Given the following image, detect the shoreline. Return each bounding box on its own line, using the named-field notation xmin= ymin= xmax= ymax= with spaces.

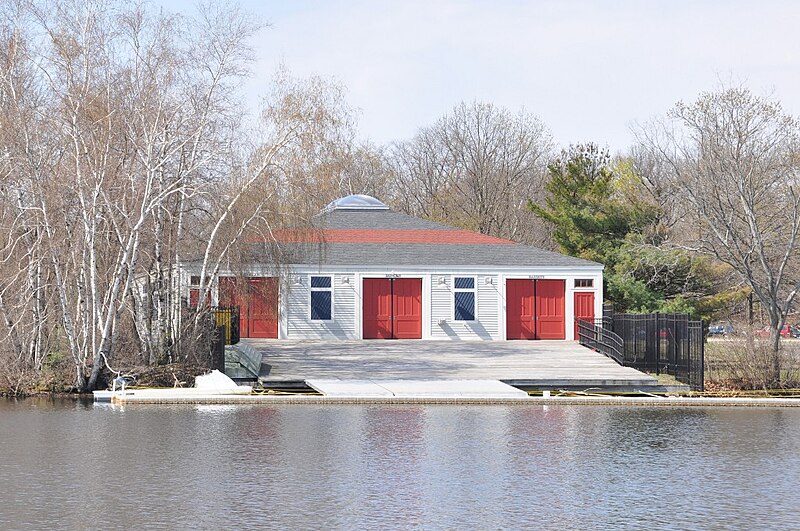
xmin=102 ymin=393 xmax=800 ymax=407
xmin=7 ymin=388 xmax=800 ymax=407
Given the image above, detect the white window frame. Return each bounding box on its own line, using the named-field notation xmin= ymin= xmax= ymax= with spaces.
xmin=309 ymin=274 xmax=334 ymax=321
xmin=452 ymin=275 xmax=477 ymax=322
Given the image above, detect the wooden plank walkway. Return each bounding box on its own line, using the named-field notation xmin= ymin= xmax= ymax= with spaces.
xmin=240 ymin=339 xmax=660 ymax=389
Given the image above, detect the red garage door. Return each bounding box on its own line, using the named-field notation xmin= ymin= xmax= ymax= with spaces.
xmin=363 ymin=278 xmax=422 ymax=339
xmin=506 ymin=279 xmax=565 ymax=340
xmin=363 ymin=278 xmax=393 ymax=339
xmin=536 ymin=280 xmax=566 ymax=339
xmin=219 ymin=277 xmax=279 ymax=339
xmin=506 ymin=279 xmax=536 ymax=339
xmin=248 ymin=278 xmax=279 ymax=338
xmin=573 ymin=291 xmax=595 ymax=339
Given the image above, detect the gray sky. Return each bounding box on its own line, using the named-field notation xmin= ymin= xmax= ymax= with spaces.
xmin=224 ymin=0 xmax=799 ymax=152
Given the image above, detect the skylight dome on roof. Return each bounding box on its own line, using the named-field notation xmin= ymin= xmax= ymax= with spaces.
xmin=324 ymin=194 xmax=389 ymax=212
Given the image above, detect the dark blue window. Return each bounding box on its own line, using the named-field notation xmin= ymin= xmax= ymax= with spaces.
xmin=311 ymin=290 xmax=331 ymax=320
xmin=310 ymin=276 xmax=332 ymax=320
xmin=454 ymin=291 xmax=475 ymax=321
xmin=311 ymin=276 xmax=332 ymax=288
xmin=454 ymin=277 xmax=474 ymax=289
xmin=454 ymin=276 xmax=476 ymax=321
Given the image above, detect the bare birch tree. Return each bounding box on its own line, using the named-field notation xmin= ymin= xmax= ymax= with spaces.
xmin=0 ymin=0 xmax=385 ymax=394
xmin=0 ymin=2 xmax=62 ymax=390
xmin=635 ymin=87 xmax=800 ymax=383
xmin=0 ymin=0 xmax=263 ymax=391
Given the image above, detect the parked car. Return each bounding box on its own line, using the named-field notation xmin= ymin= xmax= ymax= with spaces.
xmin=754 ymin=325 xmax=794 ymax=338
xmin=708 ymin=323 xmax=735 ymax=336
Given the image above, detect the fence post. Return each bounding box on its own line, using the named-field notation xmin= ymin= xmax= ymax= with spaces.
xmin=210 ymin=325 xmax=225 ymax=371
xmin=650 ymin=312 xmax=658 ymax=375
xmin=603 ymin=303 xmax=613 ymax=334
xmin=699 ymin=323 xmax=705 ymax=392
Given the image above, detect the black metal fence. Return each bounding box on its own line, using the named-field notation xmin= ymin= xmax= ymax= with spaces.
xmin=578 ymin=305 xmax=704 ymax=391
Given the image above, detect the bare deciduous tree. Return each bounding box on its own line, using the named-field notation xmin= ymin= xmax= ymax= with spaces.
xmin=0 ymin=0 xmax=263 ymax=391
xmin=635 ymin=87 xmax=800 ymax=383
xmin=0 ymin=0 xmax=390 ymax=394
xmin=389 ymin=101 xmax=554 ymax=246
xmin=259 ymin=68 xmax=392 ymax=216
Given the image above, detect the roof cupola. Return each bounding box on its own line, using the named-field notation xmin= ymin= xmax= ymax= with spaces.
xmin=323 ymin=194 xmax=389 ymax=213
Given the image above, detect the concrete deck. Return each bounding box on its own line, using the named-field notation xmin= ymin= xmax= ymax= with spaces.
xmin=306 ymin=379 xmax=529 ymax=398
xmin=238 ymin=339 xmax=664 ymax=391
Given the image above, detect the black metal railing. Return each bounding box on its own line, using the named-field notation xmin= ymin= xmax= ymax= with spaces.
xmin=577 ymin=318 xmax=624 ymax=365
xmin=211 ymin=306 xmax=240 ymax=345
xmin=578 ymin=307 xmax=705 ymax=391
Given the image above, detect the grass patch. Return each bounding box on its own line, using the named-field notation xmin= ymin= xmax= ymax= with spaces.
xmin=647 ymin=372 xmax=684 ymax=387
xmin=705 ymin=339 xmax=800 ymax=390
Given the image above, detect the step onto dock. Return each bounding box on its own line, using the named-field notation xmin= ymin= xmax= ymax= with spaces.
xmin=248 ymin=339 xmax=668 ymax=393
xmin=306 ymin=379 xmax=529 ymax=399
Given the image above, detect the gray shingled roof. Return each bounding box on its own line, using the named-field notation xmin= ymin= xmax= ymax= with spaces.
xmin=264 ymin=207 xmax=602 ymax=269
xmin=181 ymin=204 xmax=602 ymax=269
xmin=284 ymin=242 xmax=601 ymax=268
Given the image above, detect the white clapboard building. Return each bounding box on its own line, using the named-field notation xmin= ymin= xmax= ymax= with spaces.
xmin=182 ymin=195 xmax=603 ymax=341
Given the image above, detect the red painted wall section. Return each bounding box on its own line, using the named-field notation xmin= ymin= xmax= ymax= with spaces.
xmin=506 ymin=279 xmax=536 ymax=340
xmin=573 ymin=291 xmax=595 ymax=339
xmin=188 ymin=288 xmax=210 ymax=308
xmin=271 ymin=229 xmax=515 ymax=245
xmin=535 ymin=280 xmax=565 ymax=340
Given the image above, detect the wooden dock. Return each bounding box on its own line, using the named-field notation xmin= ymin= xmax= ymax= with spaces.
xmin=231 ymin=339 xmax=671 ymax=392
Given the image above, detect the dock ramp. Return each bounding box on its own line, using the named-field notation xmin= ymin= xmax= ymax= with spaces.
xmin=225 ymin=343 xmax=262 ymax=381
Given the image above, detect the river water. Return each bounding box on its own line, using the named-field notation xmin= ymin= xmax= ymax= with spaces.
xmin=1 ymin=399 xmax=798 ymax=530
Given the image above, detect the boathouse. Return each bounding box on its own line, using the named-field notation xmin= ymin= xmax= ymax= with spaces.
xmin=183 ymin=195 xmax=603 ymax=341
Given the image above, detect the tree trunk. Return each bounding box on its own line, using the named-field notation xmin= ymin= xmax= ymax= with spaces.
xmin=770 ymin=330 xmax=781 ymax=387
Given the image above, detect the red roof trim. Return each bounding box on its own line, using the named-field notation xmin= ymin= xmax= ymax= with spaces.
xmin=271 ymin=229 xmax=515 ymax=245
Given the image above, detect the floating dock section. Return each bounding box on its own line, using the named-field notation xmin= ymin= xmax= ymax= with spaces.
xmin=306 ymin=379 xmax=529 ymax=399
